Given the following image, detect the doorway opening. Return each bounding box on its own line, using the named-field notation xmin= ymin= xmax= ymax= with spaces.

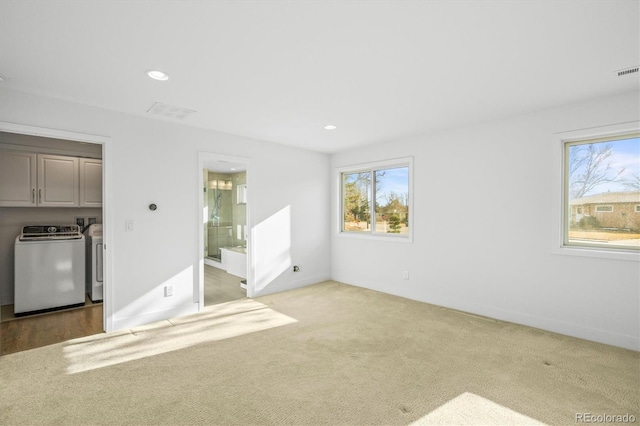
xmin=198 ymin=153 xmax=251 ymax=311
xmin=204 ymin=169 xmax=246 ymax=263
xmin=0 ymin=122 xmax=110 ymax=354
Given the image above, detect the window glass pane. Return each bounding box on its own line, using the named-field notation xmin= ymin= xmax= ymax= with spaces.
xmin=342 ymin=171 xmax=371 ymax=232
xmin=566 ymin=136 xmax=640 ymax=249
xmin=374 ymin=167 xmax=409 ymax=235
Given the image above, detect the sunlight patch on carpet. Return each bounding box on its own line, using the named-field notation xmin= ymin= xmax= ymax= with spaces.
xmin=62 ymin=299 xmax=297 ymax=374
xmin=410 ymin=392 xmax=547 ymax=425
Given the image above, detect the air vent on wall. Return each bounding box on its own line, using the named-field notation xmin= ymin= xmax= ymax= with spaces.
xmin=616 ymin=66 xmax=639 ymax=77
xmin=146 ymin=102 xmax=196 ymax=120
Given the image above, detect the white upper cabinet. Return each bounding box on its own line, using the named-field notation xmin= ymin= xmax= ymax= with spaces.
xmin=37 ymin=154 xmax=79 ymax=207
xmin=0 ymin=150 xmax=37 ymax=206
xmin=0 ymin=148 xmax=100 ymax=208
xmin=79 ymin=158 xmax=102 ymax=207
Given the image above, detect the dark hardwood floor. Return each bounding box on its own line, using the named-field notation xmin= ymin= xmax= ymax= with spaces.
xmin=0 ymin=264 xmax=245 ymax=356
xmin=0 ymin=303 xmax=103 ymax=356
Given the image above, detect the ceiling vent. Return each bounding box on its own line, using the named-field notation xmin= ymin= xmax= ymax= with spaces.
xmin=616 ymin=66 xmax=639 ymax=77
xmin=147 ymin=102 xmax=196 ymax=120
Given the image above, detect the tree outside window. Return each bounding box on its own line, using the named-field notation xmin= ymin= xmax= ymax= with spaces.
xmin=341 ymin=161 xmax=410 ymax=238
xmin=565 ymin=135 xmax=640 ymax=249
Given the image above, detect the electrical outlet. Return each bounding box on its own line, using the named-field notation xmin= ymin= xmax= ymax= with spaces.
xmin=402 ymin=271 xmax=409 ymax=280
xmin=164 ymin=285 xmax=173 ymax=297
xmin=75 ymin=217 xmax=85 ymax=228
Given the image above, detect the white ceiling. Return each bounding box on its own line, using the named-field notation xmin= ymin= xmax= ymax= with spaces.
xmin=1 ymin=1 xmax=638 ymax=154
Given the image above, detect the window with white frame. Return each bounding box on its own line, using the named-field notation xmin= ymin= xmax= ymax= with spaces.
xmin=595 ymin=205 xmax=613 ymax=213
xmin=564 ymin=133 xmax=640 ymax=251
xmin=340 ymin=158 xmax=412 ymax=239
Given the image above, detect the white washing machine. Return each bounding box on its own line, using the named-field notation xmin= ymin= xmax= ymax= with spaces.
xmin=85 ymin=224 xmax=103 ymax=302
xmin=14 ymin=224 xmax=85 ymax=315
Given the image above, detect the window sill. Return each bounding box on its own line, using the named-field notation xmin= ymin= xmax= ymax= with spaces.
xmin=337 ymin=231 xmax=413 ymax=243
xmin=552 ymin=245 xmax=639 ymax=262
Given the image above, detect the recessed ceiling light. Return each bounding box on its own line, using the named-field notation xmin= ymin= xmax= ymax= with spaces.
xmin=324 ymin=124 xmax=337 ymax=130
xmin=146 ymin=70 xmax=169 ymax=81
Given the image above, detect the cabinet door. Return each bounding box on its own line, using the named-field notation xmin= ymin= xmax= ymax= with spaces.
xmin=37 ymin=154 xmax=79 ymax=207
xmin=0 ymin=150 xmax=37 ymax=207
xmin=79 ymin=158 xmax=102 ymax=207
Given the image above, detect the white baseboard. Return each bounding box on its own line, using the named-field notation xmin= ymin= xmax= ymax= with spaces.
xmin=337 ymin=278 xmax=639 ymax=352
xmin=204 ymin=258 xmax=224 ymax=269
xmin=253 ymin=273 xmax=331 ymax=297
xmin=111 ymin=303 xmax=198 ymax=332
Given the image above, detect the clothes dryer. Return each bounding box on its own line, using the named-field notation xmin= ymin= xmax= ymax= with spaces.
xmin=85 ymin=224 xmax=103 ymax=302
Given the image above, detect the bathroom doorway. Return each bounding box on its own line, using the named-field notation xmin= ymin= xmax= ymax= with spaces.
xmin=197 ymin=153 xmax=251 ymax=311
xmin=204 ymin=170 xmax=246 ymax=263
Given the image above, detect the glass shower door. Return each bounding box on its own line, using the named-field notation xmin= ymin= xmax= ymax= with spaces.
xmin=206 ymin=175 xmax=233 ymax=261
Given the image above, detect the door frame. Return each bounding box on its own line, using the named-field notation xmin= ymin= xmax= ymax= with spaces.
xmin=0 ymin=121 xmax=113 ymax=331
xmin=197 ymin=151 xmax=253 ymax=311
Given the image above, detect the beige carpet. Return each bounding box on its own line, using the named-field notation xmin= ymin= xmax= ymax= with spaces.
xmin=0 ymin=281 xmax=637 ymax=425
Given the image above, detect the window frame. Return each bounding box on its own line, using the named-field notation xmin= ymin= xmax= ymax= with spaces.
xmin=336 ymin=157 xmax=413 ymax=243
xmin=594 ymin=205 xmax=613 ymax=213
xmin=552 ymin=122 xmax=640 ymax=261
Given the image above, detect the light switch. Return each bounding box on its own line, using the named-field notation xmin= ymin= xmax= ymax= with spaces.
xmin=126 ymin=220 xmax=134 ymax=232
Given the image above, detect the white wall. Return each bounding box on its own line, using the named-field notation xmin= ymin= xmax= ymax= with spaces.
xmin=331 ymin=91 xmax=640 ymax=351
xmin=0 ymin=87 xmax=331 ymax=330
xmin=3 ymin=85 xmax=637 ymax=350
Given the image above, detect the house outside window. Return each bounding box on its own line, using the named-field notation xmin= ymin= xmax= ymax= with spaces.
xmin=339 ymin=157 xmax=412 ymax=241
xmin=564 ymin=133 xmax=640 ymax=251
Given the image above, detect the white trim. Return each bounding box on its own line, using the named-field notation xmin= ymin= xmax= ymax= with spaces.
xmin=112 ymin=303 xmax=194 ymax=331
xmin=447 ymin=293 xmax=640 ymax=350
xmin=336 ymin=156 xmax=413 ymax=243
xmin=0 ymin=121 xmax=114 ymax=330
xmin=594 ymin=205 xmax=613 ymax=213
xmin=551 ymin=121 xmax=640 ymax=262
xmin=0 ymin=142 xmax=101 ymax=159
xmin=0 ymin=121 xmax=110 ymax=144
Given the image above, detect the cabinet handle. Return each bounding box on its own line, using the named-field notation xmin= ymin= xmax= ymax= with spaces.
xmin=32 ymin=188 xmax=35 ymax=204
xmin=38 ymin=189 xmax=42 ymax=203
